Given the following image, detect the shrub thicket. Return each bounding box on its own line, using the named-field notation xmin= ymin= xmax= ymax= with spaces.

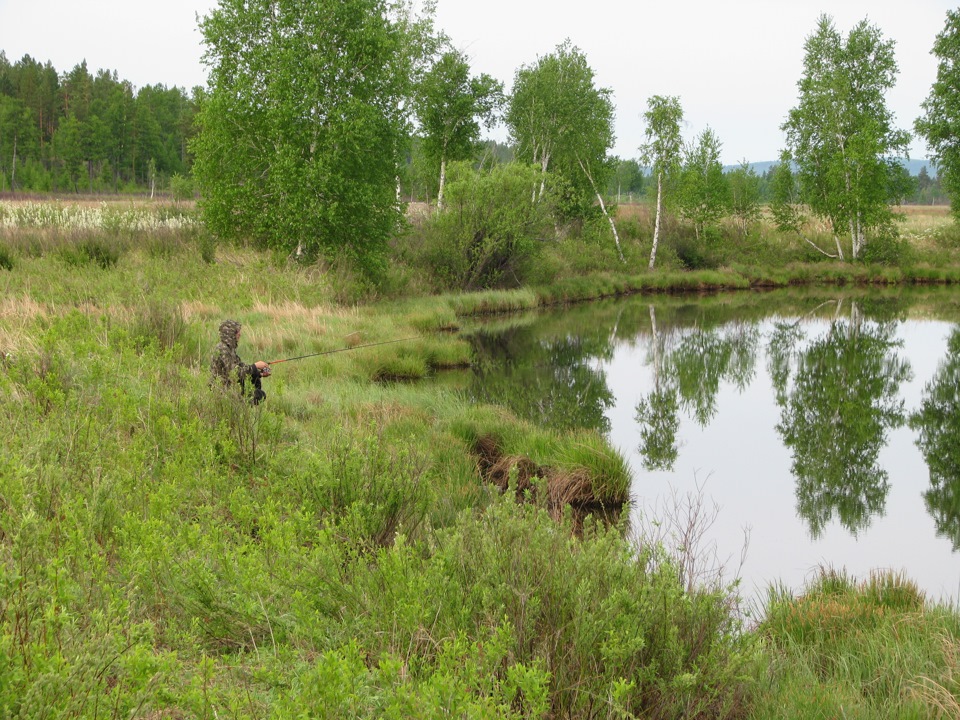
xmin=419 ymin=162 xmax=552 ymax=290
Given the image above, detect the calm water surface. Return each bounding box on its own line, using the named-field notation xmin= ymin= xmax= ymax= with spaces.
xmin=459 ymin=288 xmax=960 ymax=603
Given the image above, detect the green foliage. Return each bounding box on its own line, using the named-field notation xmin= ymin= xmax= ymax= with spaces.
xmin=124 ymin=301 xmax=197 ymax=361
xmin=756 ymin=569 xmax=958 ymax=719
xmin=196 ymin=228 xmax=217 ymax=264
xmin=419 ymin=162 xmax=550 ymax=290
xmin=169 ymin=172 xmax=195 ymax=203
xmin=677 ymin=127 xmax=729 ymax=240
xmin=769 ymin=153 xmax=806 ymax=236
xmin=608 ymin=157 xmax=646 ymax=198
xmin=8 ymin=199 xmax=960 ymax=717
xmin=640 ymin=95 xmax=684 ymax=269
xmin=861 ymin=225 xmax=914 ymax=266
xmin=726 ymin=161 xmax=762 ymax=235
xmin=193 ymin=0 xmax=436 ymax=278
xmin=58 ymin=235 xmax=123 ymax=269
xmin=506 ymin=40 xmax=616 ymax=223
xmin=916 ymin=9 xmax=960 ymax=220
xmin=0 ymin=243 xmax=14 ymax=270
xmin=640 ymin=96 xmax=684 ymax=181
xmin=635 ymin=386 xmax=681 ymax=471
xmin=0 ymin=55 xmax=194 ymax=193
xmin=414 ymin=49 xmax=503 ymax=208
xmin=783 ymin=15 xmax=912 ymax=260
xmin=668 ymin=227 xmax=723 ymax=270
xmin=773 ymin=315 xmax=911 ymax=537
xmin=909 ymin=328 xmax=960 ymax=549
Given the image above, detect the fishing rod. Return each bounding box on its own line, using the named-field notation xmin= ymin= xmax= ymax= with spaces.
xmin=266 ymin=335 xmax=420 ymax=368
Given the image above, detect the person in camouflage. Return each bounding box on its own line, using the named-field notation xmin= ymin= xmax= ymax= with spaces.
xmin=210 ymin=319 xmax=270 ymax=405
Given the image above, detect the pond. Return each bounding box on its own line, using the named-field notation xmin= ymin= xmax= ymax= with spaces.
xmin=455 ymin=287 xmax=960 ymax=605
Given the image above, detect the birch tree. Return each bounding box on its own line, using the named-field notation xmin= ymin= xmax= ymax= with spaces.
xmin=916 ymin=9 xmax=960 ymax=220
xmin=782 ymin=15 xmax=911 ymax=261
xmin=639 ymin=96 xmax=683 ymax=270
xmin=506 ymin=40 xmax=623 ymax=261
xmin=414 ymin=49 xmax=502 ymax=212
xmin=676 ymin=127 xmax=728 ymax=241
xmin=726 ymin=161 xmax=762 ymax=236
xmin=192 ymin=0 xmax=436 ymax=276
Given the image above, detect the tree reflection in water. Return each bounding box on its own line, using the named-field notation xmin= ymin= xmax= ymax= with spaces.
xmin=635 ymin=305 xmax=680 ymax=470
xmin=635 ymin=306 xmax=759 ymax=471
xmin=772 ymin=303 xmax=911 ymax=538
xmin=910 ymin=327 xmax=960 ymax=550
xmin=467 ymin=326 xmax=615 ymax=433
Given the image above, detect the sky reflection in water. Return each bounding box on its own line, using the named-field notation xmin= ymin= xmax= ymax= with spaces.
xmin=463 ymin=290 xmax=960 ymax=604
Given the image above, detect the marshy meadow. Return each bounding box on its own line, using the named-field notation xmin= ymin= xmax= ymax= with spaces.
xmin=2 ymin=197 xmax=960 ymax=718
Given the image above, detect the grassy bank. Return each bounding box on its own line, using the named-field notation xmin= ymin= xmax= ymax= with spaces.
xmin=1 ymin=200 xmax=960 ymax=716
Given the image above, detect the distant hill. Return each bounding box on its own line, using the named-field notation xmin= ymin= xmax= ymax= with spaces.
xmin=724 ymin=158 xmax=937 ymax=176
xmin=896 ymin=159 xmax=938 ymax=176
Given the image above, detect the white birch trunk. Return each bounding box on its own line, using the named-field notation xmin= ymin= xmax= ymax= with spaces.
xmin=530 ymin=145 xmax=540 ymax=204
xmin=649 ymin=171 xmax=663 ymax=270
xmin=10 ymin=134 xmax=16 ymax=190
xmin=538 ymin=152 xmax=550 ymax=200
xmin=437 ymin=157 xmax=447 ymax=213
xmin=577 ymin=155 xmax=625 ymax=263
xmin=597 ymin=190 xmax=625 ymax=263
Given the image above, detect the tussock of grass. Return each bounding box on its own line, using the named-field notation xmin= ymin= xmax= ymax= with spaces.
xmin=755 ymin=568 xmax=959 ymax=718
xmin=449 ymin=288 xmax=539 ymax=315
xmin=554 ymin=430 xmax=632 ymax=503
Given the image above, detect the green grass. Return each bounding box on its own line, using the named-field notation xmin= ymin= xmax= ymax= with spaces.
xmin=753 ymin=569 xmax=960 ymax=719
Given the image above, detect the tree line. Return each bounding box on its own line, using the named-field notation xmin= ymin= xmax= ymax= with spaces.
xmin=193 ymin=1 xmax=960 ymax=279
xmin=6 ymin=3 xmax=960 ymax=277
xmin=0 ymin=53 xmax=196 ymax=194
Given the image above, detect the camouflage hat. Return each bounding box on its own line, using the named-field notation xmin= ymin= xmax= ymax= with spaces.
xmin=219 ymin=319 xmax=241 ymax=345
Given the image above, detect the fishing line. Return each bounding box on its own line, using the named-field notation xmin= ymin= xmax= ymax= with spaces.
xmin=267 ymin=335 xmax=420 ymax=366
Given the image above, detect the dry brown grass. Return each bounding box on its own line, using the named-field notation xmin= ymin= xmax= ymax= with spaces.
xmin=0 ymin=194 xmax=196 ymax=211
xmin=615 ymin=203 xmax=653 ymax=223
xmin=900 ymin=204 xmax=951 ymax=217
xmin=0 ymin=295 xmax=49 ymax=319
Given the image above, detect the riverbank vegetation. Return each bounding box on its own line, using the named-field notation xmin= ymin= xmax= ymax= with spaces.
xmin=6 ymin=2 xmax=960 ymax=713
xmin=2 ymin=198 xmax=960 ymax=716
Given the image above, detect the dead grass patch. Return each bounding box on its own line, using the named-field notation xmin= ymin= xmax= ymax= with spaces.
xmin=0 ymin=326 xmax=38 ymax=356
xmin=250 ymin=299 xmax=348 ymax=320
xmin=0 ymin=295 xmax=49 ymax=319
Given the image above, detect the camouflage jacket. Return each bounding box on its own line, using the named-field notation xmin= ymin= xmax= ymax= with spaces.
xmin=210 ymin=320 xmax=258 ymax=388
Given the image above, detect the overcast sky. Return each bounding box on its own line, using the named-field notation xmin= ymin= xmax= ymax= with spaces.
xmin=0 ymin=0 xmax=954 ymax=165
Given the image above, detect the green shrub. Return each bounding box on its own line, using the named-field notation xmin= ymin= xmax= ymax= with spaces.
xmin=196 ymin=229 xmax=216 ymax=264
xmin=126 ymin=301 xmax=194 ymax=358
xmin=0 ymin=244 xmax=14 ymax=271
xmin=420 ymin=162 xmax=551 ymax=291
xmin=862 ymin=228 xmax=913 ymax=266
xmin=170 ymin=173 xmax=195 ymax=203
xmin=59 ymin=236 xmax=123 ymax=269
xmin=669 ymin=228 xmax=719 ymax=269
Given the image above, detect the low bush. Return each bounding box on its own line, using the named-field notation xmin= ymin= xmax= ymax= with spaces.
xmin=58 ymin=235 xmax=124 ymax=269
xmin=418 ymin=162 xmax=552 ymax=291
xmin=0 ymin=244 xmax=13 ymax=270
xmin=862 ymin=227 xmax=914 ymax=266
